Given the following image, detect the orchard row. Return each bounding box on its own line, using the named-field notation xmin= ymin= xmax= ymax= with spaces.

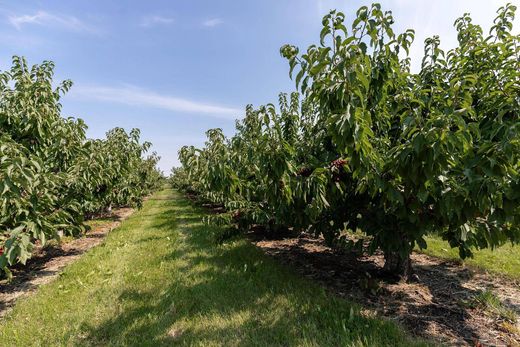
xmin=0 ymin=57 xmax=162 ymax=276
xmin=172 ymin=3 xmax=520 ymax=279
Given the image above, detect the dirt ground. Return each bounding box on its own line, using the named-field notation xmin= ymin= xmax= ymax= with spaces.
xmin=252 ymin=234 xmax=520 ymax=346
xmin=0 ymin=207 xmax=134 ymax=319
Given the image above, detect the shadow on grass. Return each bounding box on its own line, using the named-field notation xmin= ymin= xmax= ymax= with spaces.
xmin=82 ymin=193 xmax=418 ymax=347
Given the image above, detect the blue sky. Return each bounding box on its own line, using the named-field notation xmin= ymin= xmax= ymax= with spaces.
xmin=0 ymin=0 xmax=518 ymax=172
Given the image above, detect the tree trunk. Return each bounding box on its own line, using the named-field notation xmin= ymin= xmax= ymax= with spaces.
xmin=383 ymin=250 xmax=413 ymax=282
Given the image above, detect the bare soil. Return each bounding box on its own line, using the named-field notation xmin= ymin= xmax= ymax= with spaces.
xmin=252 ymin=234 xmax=520 ymax=346
xmin=0 ymin=207 xmax=134 ymax=318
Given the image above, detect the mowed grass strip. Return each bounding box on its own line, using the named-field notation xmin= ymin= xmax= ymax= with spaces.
xmin=0 ymin=189 xmax=425 ymax=346
xmin=420 ymin=236 xmax=520 ymax=279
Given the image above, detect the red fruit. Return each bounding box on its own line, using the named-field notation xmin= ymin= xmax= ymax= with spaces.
xmin=232 ymin=210 xmax=242 ymax=221
xmin=330 ymin=158 xmax=348 ymax=182
xmin=297 ymin=167 xmax=313 ymax=177
xmin=330 ymin=158 xmax=347 ymax=169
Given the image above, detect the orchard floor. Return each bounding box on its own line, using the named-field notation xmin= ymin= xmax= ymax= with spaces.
xmin=254 ymin=237 xmax=520 ymax=346
xmin=0 ymin=189 xmax=423 ymax=347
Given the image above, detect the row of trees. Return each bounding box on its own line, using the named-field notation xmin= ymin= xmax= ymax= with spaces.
xmin=0 ymin=57 xmax=163 ymax=276
xmin=172 ymin=3 xmax=519 ymax=279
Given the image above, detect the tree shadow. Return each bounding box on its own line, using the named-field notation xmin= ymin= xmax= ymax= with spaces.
xmin=253 ymin=235 xmax=518 ymax=345
xmin=81 ymin=196 xmax=413 ymax=347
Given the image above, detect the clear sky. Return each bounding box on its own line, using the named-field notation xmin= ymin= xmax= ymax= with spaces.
xmin=0 ymin=0 xmax=518 ymax=172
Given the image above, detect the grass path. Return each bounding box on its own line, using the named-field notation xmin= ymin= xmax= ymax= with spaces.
xmin=0 ymin=189 xmax=423 ymax=346
xmin=420 ymin=236 xmax=520 ymax=279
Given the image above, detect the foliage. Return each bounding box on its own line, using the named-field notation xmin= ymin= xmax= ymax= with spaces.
xmin=0 ymin=57 xmax=162 ymax=275
xmin=173 ymin=3 xmax=520 ymax=279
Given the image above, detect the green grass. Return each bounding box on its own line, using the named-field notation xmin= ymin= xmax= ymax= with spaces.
xmin=467 ymin=289 xmax=517 ymax=323
xmin=0 ymin=189 xmax=425 ymax=346
xmin=421 ymin=235 xmax=520 ymax=279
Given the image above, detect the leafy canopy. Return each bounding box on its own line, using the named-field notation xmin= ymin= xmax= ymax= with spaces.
xmin=174 ymin=3 xmax=519 ymax=276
